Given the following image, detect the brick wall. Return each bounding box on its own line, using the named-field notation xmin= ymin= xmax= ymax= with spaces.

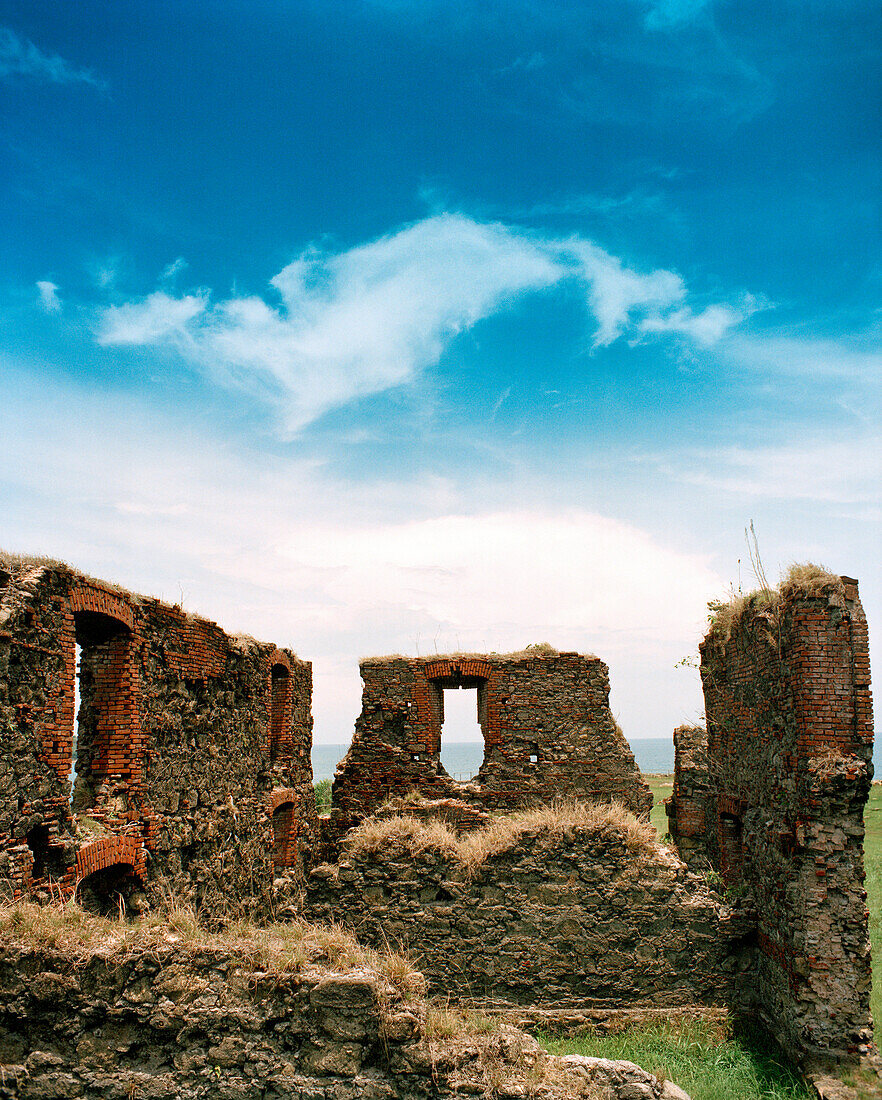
xmin=328 ymin=651 xmax=652 ymax=844
xmin=0 ymin=559 xmax=318 ymax=916
xmin=695 ymin=575 xmax=875 ymax=1068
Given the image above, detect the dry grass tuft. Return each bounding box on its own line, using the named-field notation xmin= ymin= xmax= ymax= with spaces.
xmin=707 ymin=561 xmax=848 ymax=645
xmin=0 ymin=899 xmax=423 ymax=998
xmin=425 ymin=1003 xmax=503 ymax=1039
xmin=779 ymin=562 xmax=845 ymax=601
xmin=344 ymin=800 xmax=657 ymax=874
xmin=345 ymin=815 xmax=461 ymax=861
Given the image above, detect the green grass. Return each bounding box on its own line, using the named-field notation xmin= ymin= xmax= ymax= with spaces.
xmin=538 ymin=774 xmax=882 ymax=1100
xmin=539 ymin=1020 xmax=811 ymax=1100
xmin=864 ymin=781 xmax=882 ymax=1029
xmin=314 ymin=778 xmax=332 ymax=815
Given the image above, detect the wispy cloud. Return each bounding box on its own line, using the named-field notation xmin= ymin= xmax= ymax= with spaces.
xmin=721 ymin=332 xmax=882 ymax=381
xmin=160 ymin=257 xmax=188 ymax=284
xmin=35 ymin=280 xmax=60 ymax=313
xmin=99 ymin=291 xmax=207 ymax=344
xmin=643 ymin=0 xmax=713 ymax=31
xmin=95 ymin=213 xmax=753 ymax=433
xmin=659 ymin=436 xmax=882 ymax=506
xmin=0 ymin=27 xmax=106 ymax=88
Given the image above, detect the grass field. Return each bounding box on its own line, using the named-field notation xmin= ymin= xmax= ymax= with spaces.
xmin=539 ymin=775 xmax=882 ymax=1100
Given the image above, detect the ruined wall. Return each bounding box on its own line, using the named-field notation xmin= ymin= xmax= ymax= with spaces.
xmin=665 ymin=724 xmax=713 ymax=872
xmin=305 ymin=815 xmax=750 ymax=1012
xmin=0 ymin=558 xmax=317 ymax=915
xmin=694 ymin=574 xmax=874 ymax=1068
xmin=330 ymin=652 xmax=652 ymax=841
xmin=0 ymin=933 xmax=692 ymax=1100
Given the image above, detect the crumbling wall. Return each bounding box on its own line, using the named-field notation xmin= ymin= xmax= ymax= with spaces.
xmin=694 ymin=573 xmax=874 ymax=1069
xmin=305 ymin=810 xmax=750 ymax=1013
xmin=0 ymin=558 xmax=317 ymax=916
xmin=0 ymin=922 xmax=693 ymax=1100
xmin=330 ymin=651 xmax=652 ymax=842
xmin=665 ymin=724 xmax=713 ymax=872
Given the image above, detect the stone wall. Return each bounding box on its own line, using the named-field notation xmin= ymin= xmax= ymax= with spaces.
xmin=687 ymin=573 xmax=875 ymax=1069
xmin=329 ymin=651 xmax=652 ymax=842
xmin=665 ymin=725 xmax=713 ymax=872
xmin=0 ymin=558 xmax=317 ymax=916
xmin=0 ymin=929 xmax=693 ymax=1100
xmin=305 ymin=810 xmax=751 ymax=1013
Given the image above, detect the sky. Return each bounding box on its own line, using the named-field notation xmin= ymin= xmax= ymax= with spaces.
xmin=1 ymin=0 xmax=880 ymax=747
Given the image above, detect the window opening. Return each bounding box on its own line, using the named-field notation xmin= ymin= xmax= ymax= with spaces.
xmin=270 ymin=664 xmax=290 ymax=762
xmin=438 ymin=687 xmax=483 ymax=781
xmin=69 ymin=642 xmax=81 ymax=800
xmin=71 ymin=611 xmax=133 ymax=814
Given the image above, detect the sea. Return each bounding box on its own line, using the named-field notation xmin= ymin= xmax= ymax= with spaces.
xmin=312 ymin=737 xmax=882 ymax=783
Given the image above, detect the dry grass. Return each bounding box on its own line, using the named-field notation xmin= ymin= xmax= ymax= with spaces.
xmin=425 ymin=1003 xmax=504 ymax=1039
xmin=0 ymin=899 xmax=423 ymax=998
xmin=707 ymin=562 xmax=846 ymax=645
xmin=362 ymin=642 xmax=575 ymax=664
xmin=0 ymin=549 xmax=142 ymax=604
xmin=778 ymin=562 xmax=845 ymax=601
xmin=344 ymin=800 xmax=658 ymax=873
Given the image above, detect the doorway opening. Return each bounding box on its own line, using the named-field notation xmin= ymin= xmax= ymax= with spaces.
xmin=438 ymin=687 xmax=484 ymax=781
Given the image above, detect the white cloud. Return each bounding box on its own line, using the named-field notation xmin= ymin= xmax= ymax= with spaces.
xmin=639 ymin=302 xmax=751 ymax=346
xmin=35 ymin=280 xmax=60 ymax=313
xmin=94 ymin=213 xmax=750 ymax=433
xmin=565 ymin=239 xmax=686 ymax=346
xmin=0 ymin=363 xmax=724 ymax=742
xmin=0 ymin=27 xmax=105 ymax=87
xmin=98 ymin=291 xmax=207 ymax=344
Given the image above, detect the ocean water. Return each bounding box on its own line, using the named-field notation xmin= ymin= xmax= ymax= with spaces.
xmin=312 ymin=737 xmax=882 ymax=783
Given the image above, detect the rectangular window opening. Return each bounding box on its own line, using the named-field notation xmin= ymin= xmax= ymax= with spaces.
xmin=439 ymin=687 xmax=484 ymax=781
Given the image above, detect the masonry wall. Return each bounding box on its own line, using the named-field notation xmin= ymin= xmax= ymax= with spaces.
xmin=330 ymin=652 xmax=652 ymax=841
xmin=695 ymin=576 xmax=874 ymax=1069
xmin=665 ymin=724 xmax=713 ymax=872
xmin=305 ymin=821 xmax=751 ymax=1012
xmin=0 ymin=936 xmax=692 ymax=1100
xmin=0 ymin=559 xmax=317 ymax=916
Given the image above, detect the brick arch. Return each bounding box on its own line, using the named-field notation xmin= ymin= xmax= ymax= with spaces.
xmin=68 ymin=584 xmax=136 ymax=631
xmin=424 ymin=658 xmax=493 ymax=682
xmin=268 ymin=648 xmax=291 ymax=673
xmin=76 ymin=835 xmax=145 ymax=879
xmin=269 ymin=791 xmax=298 ymax=871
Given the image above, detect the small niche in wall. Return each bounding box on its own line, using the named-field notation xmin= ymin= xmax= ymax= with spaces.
xmin=76 ymin=863 xmax=141 ymax=917
xmin=26 ymin=824 xmax=67 ymax=882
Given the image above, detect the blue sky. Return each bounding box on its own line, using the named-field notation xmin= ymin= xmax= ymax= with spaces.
xmin=2 ymin=1 xmax=880 ymax=745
